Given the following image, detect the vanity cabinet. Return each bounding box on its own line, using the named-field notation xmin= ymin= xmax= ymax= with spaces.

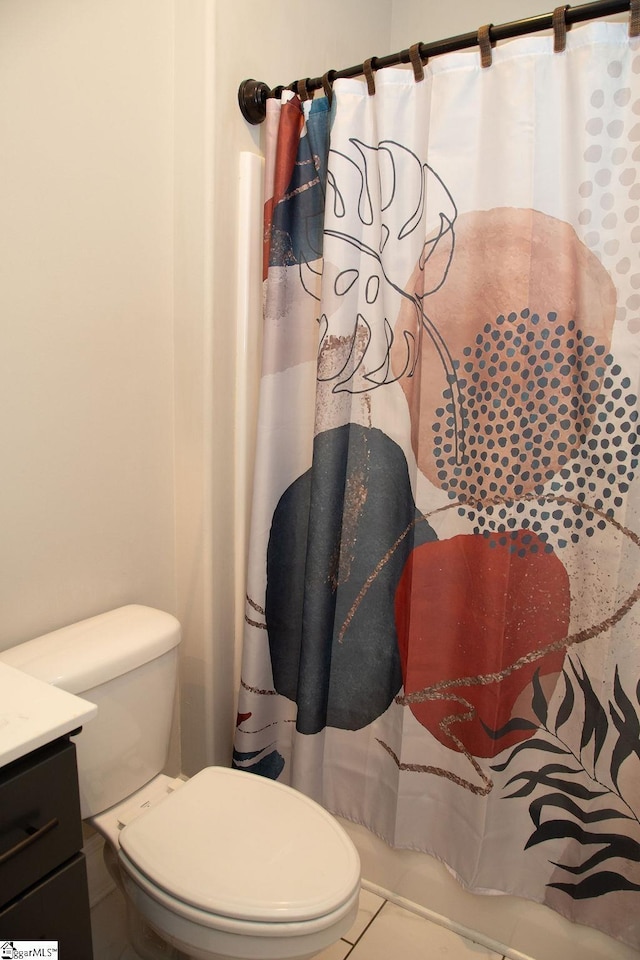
xmin=0 ymin=736 xmax=93 ymax=957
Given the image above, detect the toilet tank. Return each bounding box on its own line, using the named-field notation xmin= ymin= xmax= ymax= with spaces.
xmin=0 ymin=605 xmax=181 ymax=818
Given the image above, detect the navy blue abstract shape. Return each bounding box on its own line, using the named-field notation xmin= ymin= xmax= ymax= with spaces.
xmin=232 ymin=747 xmax=285 ymax=780
xmin=266 ymin=424 xmax=436 ymax=735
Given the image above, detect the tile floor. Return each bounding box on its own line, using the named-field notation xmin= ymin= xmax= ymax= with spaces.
xmin=91 ymin=885 xmax=508 ymax=960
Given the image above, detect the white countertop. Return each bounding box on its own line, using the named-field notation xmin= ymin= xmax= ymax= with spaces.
xmin=0 ymin=661 xmax=97 ymax=768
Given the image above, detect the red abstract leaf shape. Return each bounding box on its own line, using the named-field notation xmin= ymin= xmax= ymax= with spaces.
xmin=395 ymin=531 xmax=570 ymax=758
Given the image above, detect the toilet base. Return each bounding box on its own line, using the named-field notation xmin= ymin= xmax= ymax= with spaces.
xmin=102 ymin=841 xmax=190 ymax=960
xmin=122 ymin=862 xmax=358 ymax=960
xmin=103 ymin=839 xmax=357 ymax=960
xmin=127 ymin=889 xmax=327 ymax=960
xmin=125 ymin=895 xmax=191 ymax=960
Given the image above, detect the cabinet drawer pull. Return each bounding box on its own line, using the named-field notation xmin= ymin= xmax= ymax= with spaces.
xmin=0 ymin=817 xmax=59 ymax=865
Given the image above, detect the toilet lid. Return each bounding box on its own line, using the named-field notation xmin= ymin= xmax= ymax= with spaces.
xmin=118 ymin=766 xmax=360 ymax=924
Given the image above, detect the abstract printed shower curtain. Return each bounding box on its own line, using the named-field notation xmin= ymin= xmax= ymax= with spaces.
xmin=235 ymin=21 xmax=640 ymax=949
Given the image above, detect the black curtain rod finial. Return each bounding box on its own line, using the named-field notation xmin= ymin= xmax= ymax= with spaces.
xmin=239 ymin=78 xmax=271 ymax=125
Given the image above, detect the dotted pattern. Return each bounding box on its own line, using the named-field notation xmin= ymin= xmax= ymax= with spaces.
xmin=579 ymin=55 xmax=640 ymax=332
xmin=430 ymin=309 xmax=638 ymax=551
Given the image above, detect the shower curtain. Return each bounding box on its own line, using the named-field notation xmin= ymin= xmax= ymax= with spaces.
xmin=235 ymin=20 xmax=640 ymax=949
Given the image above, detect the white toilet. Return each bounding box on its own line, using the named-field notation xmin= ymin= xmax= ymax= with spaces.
xmin=0 ymin=605 xmax=361 ymax=960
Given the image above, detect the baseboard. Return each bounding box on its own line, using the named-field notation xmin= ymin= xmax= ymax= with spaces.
xmin=361 ymin=879 xmax=535 ymax=960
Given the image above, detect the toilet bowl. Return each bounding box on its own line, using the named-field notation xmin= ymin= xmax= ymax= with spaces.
xmin=0 ymin=606 xmax=361 ymax=960
xmin=92 ymin=767 xmax=360 ymax=960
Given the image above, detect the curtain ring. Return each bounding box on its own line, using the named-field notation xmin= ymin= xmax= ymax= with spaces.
xmin=478 ymin=24 xmax=494 ymax=69
xmin=553 ymin=6 xmax=571 ymax=53
xmin=322 ymin=70 xmax=337 ymax=106
xmin=409 ymin=42 xmax=426 ymax=82
xmin=272 ymin=85 xmax=285 ymax=101
xmin=296 ymin=78 xmax=311 ymax=102
xmin=363 ymin=57 xmax=378 ymax=95
xmin=631 ymin=0 xmax=640 ymax=38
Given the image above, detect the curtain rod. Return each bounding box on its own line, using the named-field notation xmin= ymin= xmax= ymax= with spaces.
xmin=238 ymin=0 xmax=634 ymax=124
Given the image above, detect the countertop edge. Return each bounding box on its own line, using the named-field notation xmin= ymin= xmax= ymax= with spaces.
xmin=0 ymin=662 xmax=97 ymax=769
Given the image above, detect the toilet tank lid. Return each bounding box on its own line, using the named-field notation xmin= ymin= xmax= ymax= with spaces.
xmin=0 ymin=605 xmax=181 ymax=695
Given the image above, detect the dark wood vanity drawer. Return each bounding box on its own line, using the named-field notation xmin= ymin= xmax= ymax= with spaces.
xmin=0 ymin=852 xmax=93 ymax=955
xmin=0 ymin=738 xmax=83 ymax=906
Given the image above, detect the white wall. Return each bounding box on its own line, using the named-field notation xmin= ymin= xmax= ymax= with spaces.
xmin=0 ymin=0 xmax=176 ymax=647
xmin=391 ymin=0 xmax=556 ymax=48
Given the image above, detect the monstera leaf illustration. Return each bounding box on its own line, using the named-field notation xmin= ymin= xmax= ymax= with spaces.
xmin=319 ymin=139 xmax=457 ymax=394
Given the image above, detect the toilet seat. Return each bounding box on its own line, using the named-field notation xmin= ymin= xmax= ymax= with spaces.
xmin=118 ymin=766 xmax=361 ymax=926
xmin=118 ymin=851 xmax=360 ymax=936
